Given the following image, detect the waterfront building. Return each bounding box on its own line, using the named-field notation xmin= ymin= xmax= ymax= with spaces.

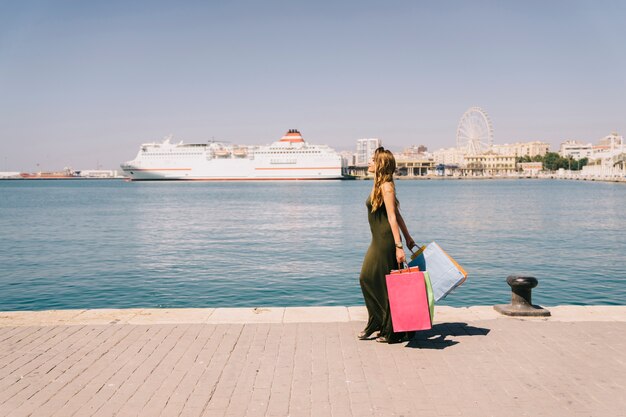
xmin=394 ymin=154 xmax=435 ymax=176
xmin=581 ymin=132 xmax=626 ymax=178
xmin=0 ymin=172 xmax=21 ymax=179
xmin=559 ymin=140 xmax=593 ymax=160
xmin=391 ymin=145 xmax=433 ymax=176
xmin=78 ymin=169 xmax=122 ymax=178
xmin=356 ymin=138 xmax=382 ymax=166
xmin=435 ymin=140 xmax=546 ymax=173
xmin=492 ymin=141 xmax=550 ymax=158
xmin=464 ymin=152 xmax=516 ymax=176
xmin=519 ymin=162 xmax=543 ymax=175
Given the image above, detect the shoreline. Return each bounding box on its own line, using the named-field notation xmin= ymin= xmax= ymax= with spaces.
xmin=382 ymin=175 xmax=626 ymax=183
xmin=2 ymin=175 xmax=624 ymax=183
xmin=2 ymin=305 xmax=625 ymax=326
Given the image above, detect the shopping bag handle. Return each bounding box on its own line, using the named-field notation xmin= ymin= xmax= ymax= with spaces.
xmin=409 ymin=243 xmax=426 ymax=261
xmin=391 ymin=262 xmax=419 ymax=274
xmin=408 ymin=243 xmax=426 ymax=255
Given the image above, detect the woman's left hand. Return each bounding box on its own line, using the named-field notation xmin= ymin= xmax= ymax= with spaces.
xmin=396 ymin=248 xmax=406 ymax=265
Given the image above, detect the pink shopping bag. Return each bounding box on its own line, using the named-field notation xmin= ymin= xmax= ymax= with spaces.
xmin=386 ymin=268 xmax=432 ymax=332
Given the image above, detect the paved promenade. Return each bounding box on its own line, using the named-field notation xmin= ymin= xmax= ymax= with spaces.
xmin=1 ymin=306 xmax=625 ymax=417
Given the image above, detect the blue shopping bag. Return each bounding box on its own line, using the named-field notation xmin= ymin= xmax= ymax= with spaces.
xmin=409 ymin=242 xmax=467 ymax=301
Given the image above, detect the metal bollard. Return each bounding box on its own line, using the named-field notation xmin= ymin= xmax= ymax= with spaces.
xmin=494 ymin=275 xmax=551 ymax=317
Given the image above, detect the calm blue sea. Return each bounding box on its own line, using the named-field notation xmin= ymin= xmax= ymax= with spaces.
xmin=0 ymin=179 xmax=624 ymax=311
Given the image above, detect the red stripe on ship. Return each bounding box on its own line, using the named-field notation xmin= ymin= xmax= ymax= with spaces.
xmin=128 ymin=177 xmax=343 ymax=181
xmin=255 ymin=167 xmax=341 ymax=170
xmin=126 ymin=168 xmax=192 ymax=171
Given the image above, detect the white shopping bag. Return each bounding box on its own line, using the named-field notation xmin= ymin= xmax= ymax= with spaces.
xmin=409 ymin=242 xmax=467 ymax=301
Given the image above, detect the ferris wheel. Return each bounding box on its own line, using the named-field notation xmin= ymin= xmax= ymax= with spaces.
xmin=456 ymin=107 xmax=494 ymax=155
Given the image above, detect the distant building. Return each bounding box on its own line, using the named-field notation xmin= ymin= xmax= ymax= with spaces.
xmin=0 ymin=172 xmax=20 ymax=179
xmin=581 ymin=132 xmax=626 ymax=178
xmin=432 ymin=147 xmax=464 ymax=166
xmin=338 ymin=151 xmax=356 ymax=167
xmin=356 ymin=138 xmax=382 ymax=166
xmin=400 ymin=145 xmax=428 ymax=158
xmin=394 ymin=153 xmax=435 ymax=176
xmin=520 ymin=162 xmax=543 ymax=175
xmin=79 ymin=170 xmax=121 ymax=178
xmin=596 ymin=132 xmax=623 ymax=149
xmin=559 ymin=140 xmax=593 ymax=160
xmin=492 ymin=141 xmax=550 ymax=158
xmin=464 ymin=152 xmax=516 ymax=175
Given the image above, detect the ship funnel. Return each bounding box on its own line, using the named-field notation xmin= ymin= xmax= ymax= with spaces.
xmin=280 ymin=129 xmax=305 ymax=143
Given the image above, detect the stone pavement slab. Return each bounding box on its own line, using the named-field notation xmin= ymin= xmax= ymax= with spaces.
xmin=1 ymin=306 xmax=625 ymax=416
xmin=283 ymin=306 xmax=350 ymax=323
xmin=127 ymin=308 xmax=214 ymax=325
xmin=206 ymin=307 xmax=284 ymax=324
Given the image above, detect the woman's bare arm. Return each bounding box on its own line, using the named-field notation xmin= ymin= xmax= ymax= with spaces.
xmin=382 ymin=183 xmax=406 ymax=264
xmin=396 ymin=209 xmax=416 ymax=249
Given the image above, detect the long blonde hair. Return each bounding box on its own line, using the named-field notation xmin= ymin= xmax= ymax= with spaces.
xmin=370 ymin=148 xmax=398 ymax=212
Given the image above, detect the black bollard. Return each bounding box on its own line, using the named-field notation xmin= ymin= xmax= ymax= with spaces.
xmin=494 ymin=275 xmax=551 ymax=317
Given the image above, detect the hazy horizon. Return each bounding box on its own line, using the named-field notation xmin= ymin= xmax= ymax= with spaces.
xmin=1 ymin=1 xmax=625 ymax=171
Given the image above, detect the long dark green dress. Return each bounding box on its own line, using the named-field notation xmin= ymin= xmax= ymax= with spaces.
xmin=359 ymin=196 xmax=403 ymax=342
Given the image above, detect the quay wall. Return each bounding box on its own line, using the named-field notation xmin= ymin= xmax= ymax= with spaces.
xmin=2 ymin=305 xmax=626 ymax=326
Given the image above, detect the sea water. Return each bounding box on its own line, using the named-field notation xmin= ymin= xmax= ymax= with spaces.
xmin=0 ymin=179 xmax=624 ymax=311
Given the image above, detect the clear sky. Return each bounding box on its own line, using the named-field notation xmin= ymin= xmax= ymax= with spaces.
xmin=1 ymin=0 xmax=625 ymax=171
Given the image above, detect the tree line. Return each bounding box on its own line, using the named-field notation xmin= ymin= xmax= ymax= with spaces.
xmin=517 ymin=152 xmax=589 ymax=171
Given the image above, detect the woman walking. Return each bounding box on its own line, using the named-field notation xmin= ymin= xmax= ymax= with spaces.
xmin=359 ymin=147 xmax=416 ymax=343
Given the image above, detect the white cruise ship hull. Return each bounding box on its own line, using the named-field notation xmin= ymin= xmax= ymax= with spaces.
xmin=124 ymin=159 xmax=343 ymax=180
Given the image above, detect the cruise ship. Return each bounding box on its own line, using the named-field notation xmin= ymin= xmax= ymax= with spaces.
xmin=120 ymin=129 xmax=345 ymax=181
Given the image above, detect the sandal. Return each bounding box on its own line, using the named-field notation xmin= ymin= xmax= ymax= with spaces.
xmin=376 ymin=335 xmax=403 ymax=344
xmin=357 ymin=330 xmax=377 ymax=340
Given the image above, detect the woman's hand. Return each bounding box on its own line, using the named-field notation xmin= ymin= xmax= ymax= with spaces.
xmin=396 ymin=247 xmax=406 ymax=265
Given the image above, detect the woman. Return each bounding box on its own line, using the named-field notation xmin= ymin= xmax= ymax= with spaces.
xmin=359 ymin=147 xmax=416 ymax=343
